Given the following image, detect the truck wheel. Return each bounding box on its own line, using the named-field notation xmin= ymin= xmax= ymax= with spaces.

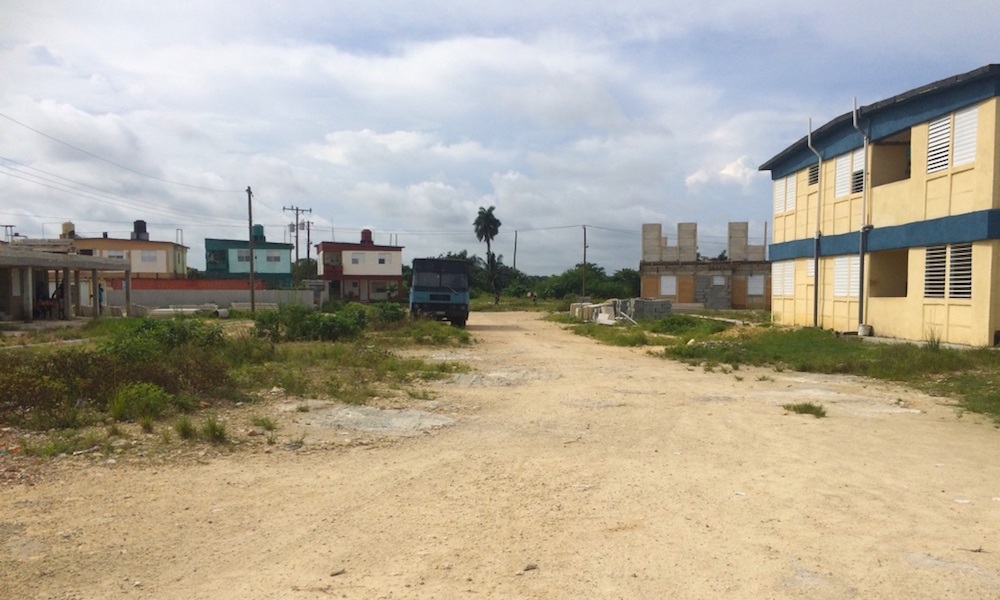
xmin=452 ymin=319 xmax=466 ymax=328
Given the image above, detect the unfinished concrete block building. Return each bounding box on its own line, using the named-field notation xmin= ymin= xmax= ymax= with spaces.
xmin=639 ymin=222 xmax=771 ymax=310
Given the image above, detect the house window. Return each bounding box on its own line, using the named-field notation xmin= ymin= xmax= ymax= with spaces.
xmin=107 ymin=250 xmax=125 ymax=260
xmin=378 ymin=253 xmax=390 ymax=265
xmin=808 ymin=164 xmax=819 ymax=186
xmin=266 ymin=250 xmax=281 ymax=263
xmin=834 ymin=256 xmax=860 ymax=298
xmin=747 ymin=274 xmax=765 ymax=296
xmin=237 ymin=249 xmax=250 ymax=263
xmin=141 ymin=250 xmax=157 ymax=263
xmin=923 ymin=245 xmax=947 ymax=298
xmin=807 ymin=257 xmax=815 ymax=278
xmin=948 ymin=243 xmax=972 ymax=299
xmin=207 ymin=250 xmax=225 ymax=265
xmin=659 ymin=275 xmax=677 ymax=296
xmin=712 ymin=275 xmax=725 ymax=287
xmin=351 ymin=253 xmax=364 ymax=265
xmin=927 ymin=116 xmax=951 ymax=173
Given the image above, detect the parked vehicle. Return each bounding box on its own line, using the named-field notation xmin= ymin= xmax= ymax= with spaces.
xmin=409 ymin=258 xmax=470 ymax=327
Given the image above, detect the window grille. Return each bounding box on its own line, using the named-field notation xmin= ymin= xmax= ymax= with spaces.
xmin=923 ymin=245 xmax=947 ymax=298
xmin=808 ymin=164 xmax=819 ymax=185
xmin=927 ymin=116 xmax=951 ymax=173
xmin=948 ymin=243 xmax=972 ymax=299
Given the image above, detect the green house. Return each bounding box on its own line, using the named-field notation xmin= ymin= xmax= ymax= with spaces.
xmin=205 ymin=225 xmax=293 ymax=287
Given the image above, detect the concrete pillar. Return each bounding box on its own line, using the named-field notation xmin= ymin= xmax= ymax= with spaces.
xmin=125 ymin=269 xmax=132 ymax=317
xmin=61 ymin=267 xmax=70 ymax=319
xmin=24 ymin=268 xmax=34 ymax=322
xmin=74 ymin=270 xmax=82 ymax=316
xmin=91 ymin=269 xmax=100 ymax=318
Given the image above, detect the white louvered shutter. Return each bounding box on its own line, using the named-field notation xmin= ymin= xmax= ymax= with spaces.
xmin=748 ymin=274 xmax=765 ymax=296
xmin=927 ymin=116 xmax=951 ymax=173
xmin=952 ymin=106 xmax=978 ymax=167
xmin=772 ymin=263 xmax=783 ymax=297
xmin=660 ymin=275 xmax=677 ymax=296
xmin=948 ymin=243 xmax=972 ymax=299
xmin=835 ymin=154 xmax=851 ymax=197
xmin=784 ymin=261 xmax=794 ymax=297
xmin=785 ymin=175 xmax=796 ymax=211
xmin=848 ymin=255 xmax=860 ymax=297
xmin=834 ymin=256 xmax=849 ymax=297
xmin=851 ymin=148 xmax=865 ymax=194
xmin=773 ymin=178 xmax=786 ymax=214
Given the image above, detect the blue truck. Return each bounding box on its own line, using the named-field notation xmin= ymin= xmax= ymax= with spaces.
xmin=409 ymin=258 xmax=470 ymax=327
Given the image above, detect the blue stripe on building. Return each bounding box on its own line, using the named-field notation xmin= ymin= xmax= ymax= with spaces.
xmin=769 ymin=209 xmax=1000 ymax=261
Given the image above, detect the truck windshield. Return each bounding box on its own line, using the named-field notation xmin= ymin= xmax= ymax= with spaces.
xmin=413 ymin=262 xmax=469 ymax=291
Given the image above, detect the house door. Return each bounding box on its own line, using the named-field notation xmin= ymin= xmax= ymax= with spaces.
xmin=360 ymin=281 xmax=369 ymax=302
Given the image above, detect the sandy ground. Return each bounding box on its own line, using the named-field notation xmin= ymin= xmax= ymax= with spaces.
xmin=2 ymin=311 xmax=1000 ymax=599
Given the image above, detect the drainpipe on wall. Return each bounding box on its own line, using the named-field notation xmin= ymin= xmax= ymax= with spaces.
xmin=807 ymin=118 xmax=823 ymax=328
xmin=852 ymin=98 xmax=872 ymax=336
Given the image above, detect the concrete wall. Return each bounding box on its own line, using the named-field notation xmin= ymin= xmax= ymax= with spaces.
xmin=107 ymin=289 xmax=316 ymax=310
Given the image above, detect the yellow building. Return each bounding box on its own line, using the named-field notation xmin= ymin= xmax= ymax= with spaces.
xmin=760 ymin=65 xmax=1000 ymax=346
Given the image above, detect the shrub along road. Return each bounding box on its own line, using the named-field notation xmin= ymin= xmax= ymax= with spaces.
xmin=2 ymin=312 xmax=999 ymax=598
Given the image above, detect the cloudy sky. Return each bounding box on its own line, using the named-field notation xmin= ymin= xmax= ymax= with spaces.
xmin=1 ymin=2 xmax=996 ymax=275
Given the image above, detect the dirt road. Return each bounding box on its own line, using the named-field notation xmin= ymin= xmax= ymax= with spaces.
xmin=3 ymin=312 xmax=1000 ymax=599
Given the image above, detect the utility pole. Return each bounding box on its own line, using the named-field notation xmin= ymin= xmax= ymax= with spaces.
xmin=513 ymin=230 xmax=518 ymax=271
xmin=305 ymin=221 xmax=313 ymax=279
xmin=282 ymin=206 xmax=312 ymax=265
xmin=247 ymin=186 xmax=256 ymax=315
xmin=582 ymin=225 xmax=587 ymax=297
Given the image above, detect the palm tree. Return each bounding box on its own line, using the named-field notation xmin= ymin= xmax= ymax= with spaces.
xmin=473 ymin=206 xmax=502 ymax=292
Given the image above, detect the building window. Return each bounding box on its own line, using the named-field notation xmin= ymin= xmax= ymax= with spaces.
xmin=266 ymin=250 xmax=281 ymax=263
xmin=207 ymin=250 xmax=225 ymax=265
xmin=808 ymin=163 xmax=819 ymax=185
xmin=772 ymin=174 xmax=795 ymax=214
xmin=747 ymin=274 xmax=765 ymax=296
xmin=773 ymin=177 xmax=785 ymax=214
xmin=237 ymin=249 xmax=250 ymax=263
xmin=659 ymin=275 xmax=677 ymax=296
xmin=927 ymin=116 xmax=951 ymax=173
xmin=141 ymin=250 xmax=157 ymax=263
xmin=835 ymin=149 xmax=865 ymax=197
xmin=952 ymin=106 xmax=978 ymax=167
xmin=948 ymin=243 xmax=972 ymax=299
xmin=772 ymin=261 xmax=794 ymax=297
xmin=351 ymin=253 xmax=364 ymax=265
xmin=834 ymin=256 xmax=859 ymax=298
xmin=107 ymin=250 xmax=125 ymax=259
xmin=378 ymin=253 xmax=390 ymax=265
xmin=712 ymin=275 xmax=725 ymax=287
xmin=923 ymin=245 xmax=947 ymax=298
xmin=850 ymin=148 xmax=865 ymax=194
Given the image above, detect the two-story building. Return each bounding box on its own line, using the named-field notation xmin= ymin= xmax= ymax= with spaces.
xmin=70 ymin=220 xmax=188 ymax=280
xmin=205 ymin=225 xmax=294 ymax=288
xmin=316 ymin=230 xmax=403 ymax=302
xmin=761 ymin=64 xmax=1000 ymax=346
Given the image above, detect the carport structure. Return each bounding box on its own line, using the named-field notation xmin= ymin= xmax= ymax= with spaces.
xmin=0 ymin=245 xmax=131 ymax=322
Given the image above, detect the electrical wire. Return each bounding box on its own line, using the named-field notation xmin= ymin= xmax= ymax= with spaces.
xmin=0 ymin=111 xmax=243 ymax=193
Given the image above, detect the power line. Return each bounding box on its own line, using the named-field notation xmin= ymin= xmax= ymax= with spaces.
xmin=0 ymin=111 xmax=243 ymax=193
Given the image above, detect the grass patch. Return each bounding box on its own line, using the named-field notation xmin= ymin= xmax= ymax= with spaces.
xmin=201 ymin=416 xmax=228 ymax=444
xmin=783 ymin=402 xmax=827 ymax=418
xmin=251 ymin=416 xmax=277 ymax=431
xmin=174 ymin=416 xmax=196 ymax=440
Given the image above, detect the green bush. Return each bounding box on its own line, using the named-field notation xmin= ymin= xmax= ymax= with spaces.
xmin=108 ymin=382 xmax=172 ymax=422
